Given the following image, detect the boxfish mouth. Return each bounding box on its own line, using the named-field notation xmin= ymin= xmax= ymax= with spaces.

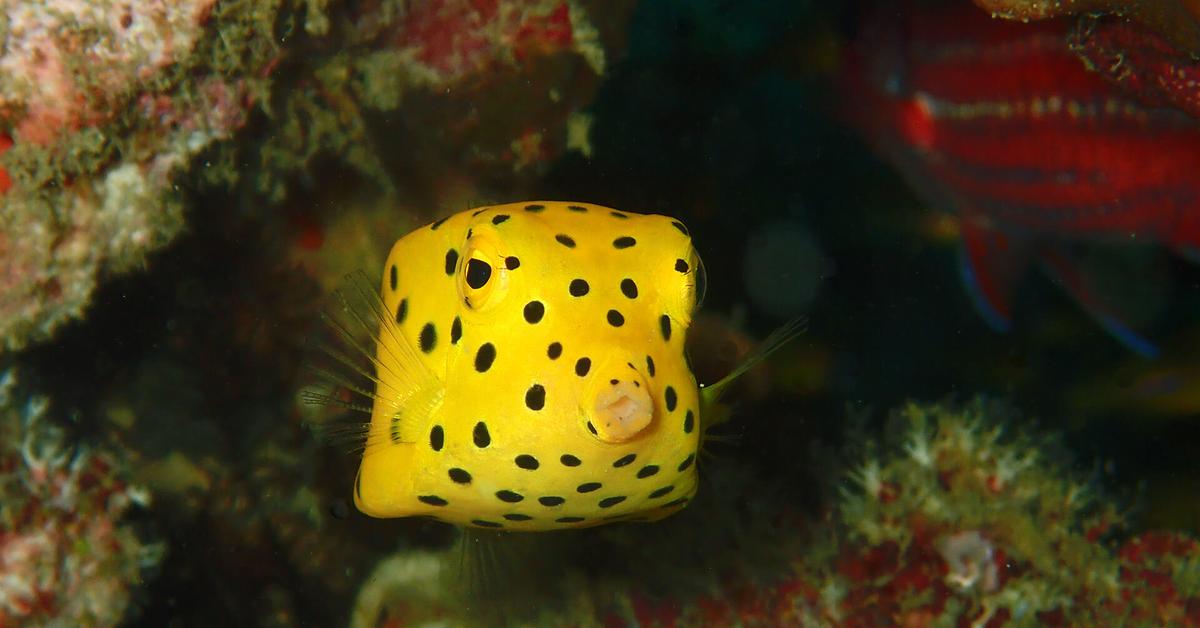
xmin=590 ymin=374 xmax=653 ymax=443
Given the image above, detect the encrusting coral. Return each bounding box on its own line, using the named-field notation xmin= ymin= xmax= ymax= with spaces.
xmin=971 ymin=0 xmax=1200 ymax=119
xmin=0 ymin=0 xmax=628 ymax=353
xmin=0 ymin=369 xmax=162 ymax=626
xmin=0 ymin=0 xmax=279 ymax=352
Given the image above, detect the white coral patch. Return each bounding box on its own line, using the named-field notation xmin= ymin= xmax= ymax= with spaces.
xmin=937 ymin=530 xmax=999 ymax=593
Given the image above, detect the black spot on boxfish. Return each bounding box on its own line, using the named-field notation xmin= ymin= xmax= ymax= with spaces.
xmin=678 ymin=454 xmax=695 ymax=472
xmin=684 ymin=410 xmax=694 ymax=433
xmin=429 ymin=425 xmax=444 ymax=451
xmin=449 ymin=468 xmax=471 ymax=484
xmin=613 ymin=453 xmax=636 ymax=468
xmin=556 ymin=234 xmax=576 ymax=248
xmin=665 ymin=386 xmax=677 ymax=412
xmin=637 ymin=465 xmax=660 ymax=479
xmin=569 ymin=279 xmax=589 ymax=296
xmin=492 ymin=214 xmax=510 ymax=225
xmin=419 ymin=495 xmax=448 ymax=506
xmin=649 ymin=486 xmax=674 ymax=499
xmin=646 ymin=355 xmax=656 ymax=377
xmin=524 ymin=301 xmax=545 ymax=324
xmin=666 ymin=497 xmax=689 ymax=508
xmin=560 ymin=454 xmax=581 ymax=466
xmin=505 ymin=256 xmax=520 ymax=270
xmin=660 ymin=314 xmax=672 ymax=341
xmin=450 ymin=316 xmax=462 ymax=344
xmin=473 ymin=421 xmax=491 ymax=448
xmin=503 ymin=513 xmax=532 ymax=521
xmin=419 ymin=323 xmax=437 ymax=353
xmin=389 ymin=265 xmax=397 ymax=291
xmin=515 ymin=454 xmax=540 ymax=470
xmin=675 ymin=259 xmax=689 ymax=273
xmin=577 ymin=482 xmax=602 ymax=493
xmin=444 ymin=249 xmax=458 ymax=275
xmin=474 ymin=343 xmax=496 ymax=372
xmin=496 ymin=490 xmax=524 ymax=503
xmin=472 ymin=519 xmax=502 ymax=528
xmin=613 ymin=236 xmax=636 ymax=249
xmin=671 ymin=220 xmax=689 ymax=235
xmin=395 ymin=298 xmax=408 ymax=324
xmin=575 ymin=357 xmax=591 ymax=376
xmin=472 ymin=208 xmax=487 ymax=217
xmin=567 ymin=205 xmax=588 ymax=212
xmin=620 ymin=278 xmax=638 ymax=299
xmin=525 ymin=384 xmax=545 ymax=411
xmin=538 ymin=496 xmax=565 ymax=506
xmin=586 ymin=421 xmax=598 ymax=435
xmin=557 ymin=516 xmax=585 ymax=523
xmin=599 ymin=496 xmax=626 ymax=508
xmin=610 ymin=211 xmax=628 ymax=219
xmin=524 ymin=204 xmax=545 ymax=212
xmin=607 ymin=310 xmax=625 ymax=327
xmin=430 ymin=216 xmax=449 ymax=230
xmin=547 ymin=342 xmax=562 ymax=359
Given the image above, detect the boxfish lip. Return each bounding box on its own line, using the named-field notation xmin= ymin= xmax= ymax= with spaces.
xmin=591 ymin=378 xmax=653 ymax=442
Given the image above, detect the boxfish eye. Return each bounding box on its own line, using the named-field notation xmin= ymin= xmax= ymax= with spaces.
xmin=466 ymin=258 xmax=492 ymax=289
xmin=460 ymin=245 xmax=508 ymax=312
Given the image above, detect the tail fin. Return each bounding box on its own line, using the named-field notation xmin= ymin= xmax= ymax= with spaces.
xmin=699 ymin=316 xmax=806 ymax=432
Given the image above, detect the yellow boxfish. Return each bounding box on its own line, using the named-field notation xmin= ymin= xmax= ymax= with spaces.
xmin=309 ymin=201 xmax=801 ymax=532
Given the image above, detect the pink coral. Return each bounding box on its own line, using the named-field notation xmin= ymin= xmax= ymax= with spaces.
xmin=392 ymin=0 xmax=604 ymax=84
xmin=0 ymin=1 xmax=266 ymax=352
xmin=0 ymin=0 xmax=217 ymax=144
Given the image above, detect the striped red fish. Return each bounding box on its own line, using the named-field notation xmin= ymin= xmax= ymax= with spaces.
xmin=842 ymin=2 xmax=1200 ymax=356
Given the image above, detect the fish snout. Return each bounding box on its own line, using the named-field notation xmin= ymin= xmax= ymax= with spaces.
xmin=589 ymin=371 xmax=653 ymax=443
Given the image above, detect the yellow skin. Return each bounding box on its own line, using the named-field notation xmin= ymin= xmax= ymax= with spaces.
xmin=356 ymin=202 xmax=704 ymax=530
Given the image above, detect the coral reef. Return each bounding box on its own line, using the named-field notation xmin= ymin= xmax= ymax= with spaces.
xmin=0 ymin=0 xmax=279 ymax=352
xmin=817 ymin=401 xmax=1122 ymax=625
xmin=972 ymin=0 xmax=1200 ymax=53
xmin=971 ymin=0 xmax=1200 ymax=118
xmin=346 ymin=401 xmax=1200 ymax=626
xmin=0 ymin=369 xmax=161 ymax=626
xmin=0 ymin=0 xmax=218 ymax=145
xmin=0 ymin=0 xmax=631 ymax=353
xmin=810 ymin=402 xmax=1200 ymax=625
xmin=1070 ymin=15 xmax=1200 ymax=119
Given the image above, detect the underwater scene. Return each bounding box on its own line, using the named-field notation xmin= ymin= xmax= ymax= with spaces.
xmin=4 ymin=0 xmax=1200 ymax=625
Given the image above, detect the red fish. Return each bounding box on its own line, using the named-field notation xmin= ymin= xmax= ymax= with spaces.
xmin=841 ymin=2 xmax=1200 ymax=356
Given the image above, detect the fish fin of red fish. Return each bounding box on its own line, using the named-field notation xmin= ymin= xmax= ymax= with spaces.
xmin=1038 ymin=248 xmax=1161 ymax=358
xmin=958 ymin=217 xmax=1030 ymax=332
